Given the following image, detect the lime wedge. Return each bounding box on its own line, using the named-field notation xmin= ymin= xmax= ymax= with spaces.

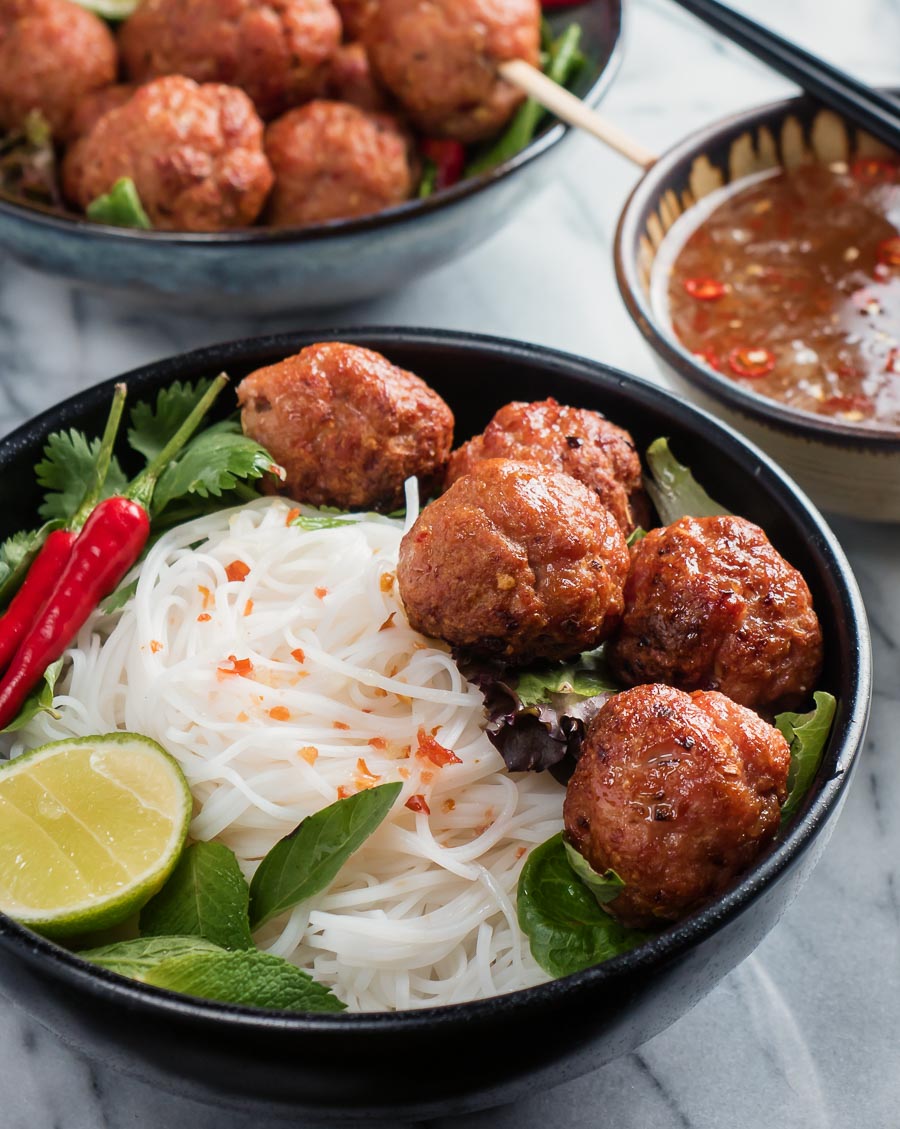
xmin=0 ymin=733 xmax=192 ymax=939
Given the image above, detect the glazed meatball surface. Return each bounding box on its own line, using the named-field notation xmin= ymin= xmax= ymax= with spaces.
xmin=608 ymin=515 xmax=823 ymax=711
xmin=63 ymin=77 xmax=273 ymax=232
xmin=120 ymin=0 xmax=341 ymax=120
xmin=324 ymin=42 xmax=389 ymax=112
xmin=265 ymin=100 xmax=411 ymax=226
xmin=0 ymin=0 xmax=117 ymax=137
xmin=446 ymin=399 xmax=649 ymax=535
xmin=334 ymin=0 xmax=371 ymax=39
xmin=564 ymin=684 xmax=791 ymax=929
xmin=64 ymin=84 xmax=136 ymax=143
xmin=397 ymin=459 xmax=630 ymax=664
xmin=364 ymin=0 xmax=540 ymax=142
xmin=238 ymin=343 xmax=455 ymax=511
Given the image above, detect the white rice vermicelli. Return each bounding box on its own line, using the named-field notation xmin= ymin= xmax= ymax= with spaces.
xmin=13 ymin=495 xmax=564 ymax=1010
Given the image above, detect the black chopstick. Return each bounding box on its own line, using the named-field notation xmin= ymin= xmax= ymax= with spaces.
xmin=669 ymin=0 xmax=900 ymax=153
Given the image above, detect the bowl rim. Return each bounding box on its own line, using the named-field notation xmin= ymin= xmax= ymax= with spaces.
xmin=0 ymin=326 xmax=872 ymax=1037
xmin=0 ymin=0 xmax=623 ymax=248
xmin=613 ymin=90 xmax=900 ymax=451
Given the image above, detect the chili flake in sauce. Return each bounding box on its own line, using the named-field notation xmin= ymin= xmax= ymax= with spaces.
xmin=662 ymin=162 xmax=900 ymax=428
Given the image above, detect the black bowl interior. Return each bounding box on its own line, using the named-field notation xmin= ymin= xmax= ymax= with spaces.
xmin=0 ymin=0 xmax=622 ymax=245
xmin=615 ymin=92 xmax=900 ymax=449
xmin=0 ymin=330 xmax=871 ymax=1117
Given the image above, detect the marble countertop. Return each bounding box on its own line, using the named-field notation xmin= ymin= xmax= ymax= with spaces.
xmin=1 ymin=1 xmax=898 ymax=1126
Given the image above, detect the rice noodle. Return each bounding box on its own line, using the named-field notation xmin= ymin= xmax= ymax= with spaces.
xmin=11 ymin=496 xmax=564 ymax=1010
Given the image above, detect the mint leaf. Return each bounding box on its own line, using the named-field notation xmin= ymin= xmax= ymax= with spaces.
xmin=128 ymin=380 xmax=214 ymax=464
xmin=563 ymin=839 xmax=625 ymax=906
xmin=249 ymin=782 xmax=402 ymax=929
xmin=35 ymin=429 xmax=127 ymax=522
xmin=644 ymin=437 xmax=731 ymax=525
xmin=517 ymin=833 xmax=650 ymax=977
xmin=151 ymin=422 xmax=282 ymax=517
xmin=777 ymin=691 xmax=837 ymax=821
xmin=140 ymin=841 xmax=254 ymax=951
xmin=80 ymin=936 xmax=224 ymax=979
xmin=86 ymin=177 xmax=152 ymax=229
xmin=144 ymin=949 xmax=345 ymax=1012
xmin=2 ymin=658 xmax=63 ymax=733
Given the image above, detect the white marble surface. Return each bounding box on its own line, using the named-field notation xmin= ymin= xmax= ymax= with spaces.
xmin=1 ymin=1 xmax=899 ymax=1126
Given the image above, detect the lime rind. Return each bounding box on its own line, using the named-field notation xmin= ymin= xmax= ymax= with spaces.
xmin=0 ymin=733 xmax=192 ymax=939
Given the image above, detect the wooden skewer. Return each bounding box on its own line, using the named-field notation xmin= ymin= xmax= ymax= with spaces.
xmin=498 ymin=58 xmax=658 ymax=171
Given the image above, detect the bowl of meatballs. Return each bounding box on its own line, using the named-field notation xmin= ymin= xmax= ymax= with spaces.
xmin=0 ymin=0 xmax=621 ymax=310
xmin=0 ymin=328 xmax=870 ymax=1120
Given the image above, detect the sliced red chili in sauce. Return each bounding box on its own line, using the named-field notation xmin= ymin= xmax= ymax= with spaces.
xmin=692 ymin=347 xmax=721 ymax=372
xmin=727 ymin=347 xmax=776 ymax=379
xmin=876 ymin=236 xmax=900 ymax=266
xmin=850 ymin=157 xmax=897 ymax=184
xmin=683 ymin=277 xmax=727 ymax=301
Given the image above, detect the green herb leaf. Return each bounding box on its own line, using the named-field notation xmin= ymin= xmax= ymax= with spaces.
xmin=1 ymin=658 xmax=64 ymax=733
xmin=72 ymin=0 xmax=140 ymax=18
xmin=517 ymin=833 xmax=650 ymax=977
xmin=128 ymin=379 xmax=213 ymax=464
xmin=776 ymin=691 xmax=837 ymax=821
xmin=100 ymin=577 xmax=139 ymax=614
xmin=418 ymin=159 xmax=438 ymax=199
xmin=80 ymin=935 xmax=225 ymax=979
xmin=151 ymin=422 xmax=281 ymax=517
xmin=644 ymin=438 xmax=731 ymax=526
xmin=563 ymin=839 xmax=625 ymax=906
xmin=292 ymin=509 xmax=355 ymax=531
xmin=514 ymin=647 xmax=619 ymax=709
xmin=35 ymin=430 xmax=127 ymax=522
xmin=249 ymin=782 xmax=403 ymax=930
xmin=144 ymin=948 xmax=346 ymax=1012
xmin=86 ymin=177 xmax=152 ymax=230
xmin=626 ymin=526 xmax=647 ymax=546
xmin=140 ymin=841 xmax=254 ymax=951
xmin=0 ymin=110 xmax=59 ymax=208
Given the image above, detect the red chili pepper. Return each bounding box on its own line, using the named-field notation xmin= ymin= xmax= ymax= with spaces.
xmin=0 ymin=375 xmax=229 ymax=730
xmin=420 ymin=139 xmax=465 ymax=191
xmin=405 ymin=794 xmax=431 ymax=815
xmin=692 ymin=347 xmax=721 ymax=372
xmin=876 ymin=236 xmax=900 ymax=266
xmin=683 ymin=277 xmax=727 ymax=301
xmin=727 ymin=347 xmax=776 ymax=379
xmin=821 ymin=394 xmax=875 ymax=417
xmin=850 ymin=157 xmax=897 ymax=184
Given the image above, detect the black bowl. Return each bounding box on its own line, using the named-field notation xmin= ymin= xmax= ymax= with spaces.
xmin=0 ymin=329 xmax=871 ymax=1122
xmin=0 ymin=2 xmax=620 ymax=313
xmin=614 ymin=91 xmax=900 ymax=522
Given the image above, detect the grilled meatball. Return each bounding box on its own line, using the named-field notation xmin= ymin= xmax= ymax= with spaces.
xmin=364 ymin=0 xmax=540 ymax=143
xmin=265 ymin=100 xmax=412 ymax=226
xmin=238 ymin=342 xmax=454 ymax=511
xmin=0 ymin=0 xmax=117 ymax=138
xmin=397 ymin=459 xmax=630 ymax=664
xmin=608 ymin=515 xmax=823 ymax=712
xmin=335 ymin=0 xmax=372 ymax=39
xmin=324 ymin=42 xmax=388 ymax=113
xmin=564 ymin=684 xmax=791 ymax=928
xmin=119 ymin=0 xmax=342 ymax=120
xmin=446 ymin=399 xmax=649 ymax=535
xmin=64 ymin=84 xmax=136 ymax=143
xmin=63 ymin=77 xmax=274 ymax=232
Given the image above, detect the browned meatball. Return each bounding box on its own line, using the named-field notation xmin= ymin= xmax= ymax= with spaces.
xmin=397 ymin=459 xmax=630 ymax=664
xmin=0 ymin=0 xmax=117 ymax=138
xmin=608 ymin=515 xmax=824 ymax=712
xmin=63 ymin=77 xmax=273 ymax=233
xmin=119 ymin=0 xmax=341 ymax=120
xmin=64 ymin=85 xmax=136 ymax=144
xmin=238 ymin=342 xmax=455 ymax=511
xmin=265 ymin=100 xmax=412 ymax=226
xmin=324 ymin=42 xmax=389 ymax=113
xmin=364 ymin=0 xmax=540 ymax=143
xmin=564 ymin=684 xmax=791 ymax=928
xmin=334 ymin=0 xmax=372 ymax=39
xmin=446 ymin=399 xmax=649 ymax=535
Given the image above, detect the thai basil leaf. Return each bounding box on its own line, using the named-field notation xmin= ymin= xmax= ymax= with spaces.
xmin=140 ymin=841 xmax=254 ymax=951
xmin=249 ymin=782 xmax=403 ymax=929
xmin=644 ymin=437 xmax=731 ymax=525
xmin=144 ymin=949 xmax=346 ymax=1013
xmin=80 ymin=936 xmax=224 ymax=979
xmin=777 ymin=691 xmax=837 ymax=821
xmin=563 ymin=840 xmax=625 ymax=906
xmin=517 ymin=833 xmax=650 ymax=977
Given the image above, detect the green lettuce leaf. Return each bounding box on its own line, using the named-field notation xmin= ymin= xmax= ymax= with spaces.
xmin=249 ymin=782 xmax=402 ymax=929
xmin=563 ymin=840 xmax=625 ymax=906
xmin=140 ymin=841 xmax=254 ymax=951
xmin=644 ymin=437 xmax=731 ymax=525
xmin=777 ymin=691 xmax=837 ymax=820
